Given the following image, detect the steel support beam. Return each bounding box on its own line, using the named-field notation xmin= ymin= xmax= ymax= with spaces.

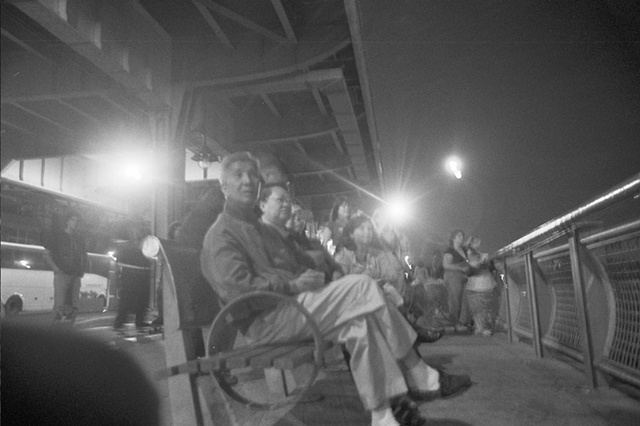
xmin=568 ymin=227 xmax=598 ymax=389
xmin=525 ymin=252 xmax=543 ymax=358
xmin=503 ymin=257 xmax=514 ymax=344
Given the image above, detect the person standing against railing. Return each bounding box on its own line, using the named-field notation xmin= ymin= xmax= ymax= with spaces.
xmin=464 ymin=235 xmax=497 ymax=336
xmin=443 ymin=229 xmax=471 ymax=333
xmin=43 ymin=210 xmax=88 ymax=327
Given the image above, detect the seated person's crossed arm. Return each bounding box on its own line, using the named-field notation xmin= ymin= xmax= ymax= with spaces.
xmin=200 ymin=152 xmax=470 ymax=426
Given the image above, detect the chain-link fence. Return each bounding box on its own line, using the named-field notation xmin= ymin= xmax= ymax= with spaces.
xmin=497 ymin=173 xmax=640 ymax=388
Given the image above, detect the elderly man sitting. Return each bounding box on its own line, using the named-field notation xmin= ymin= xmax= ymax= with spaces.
xmin=201 ymin=152 xmax=470 ymax=426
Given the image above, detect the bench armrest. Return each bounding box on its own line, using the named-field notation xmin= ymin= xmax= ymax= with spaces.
xmin=207 ymin=291 xmax=324 ymax=363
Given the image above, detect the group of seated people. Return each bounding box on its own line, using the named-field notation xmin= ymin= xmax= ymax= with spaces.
xmin=199 ymin=152 xmax=472 ymax=426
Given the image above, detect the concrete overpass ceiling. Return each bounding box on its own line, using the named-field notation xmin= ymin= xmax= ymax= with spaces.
xmin=1 ymin=1 xmax=163 ymax=171
xmin=2 ymin=0 xmax=382 ymax=208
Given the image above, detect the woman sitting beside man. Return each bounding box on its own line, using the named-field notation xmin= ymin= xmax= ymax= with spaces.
xmin=334 ymin=215 xmax=444 ymax=344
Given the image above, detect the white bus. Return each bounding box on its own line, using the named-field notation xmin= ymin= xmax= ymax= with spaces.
xmin=1 ymin=242 xmax=115 ymax=315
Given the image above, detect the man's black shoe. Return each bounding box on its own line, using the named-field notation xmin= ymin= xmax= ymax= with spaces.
xmin=409 ymin=369 xmax=471 ymax=401
xmin=414 ymin=326 xmax=445 ymax=344
xmin=438 ymin=369 xmax=471 ymax=397
xmin=391 ymin=395 xmax=427 ymax=426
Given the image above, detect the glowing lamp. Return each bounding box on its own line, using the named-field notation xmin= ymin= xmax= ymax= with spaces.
xmin=386 ymin=196 xmax=411 ymax=225
xmin=447 ymin=157 xmax=463 ymax=179
xmin=141 ymin=236 xmax=161 ymax=259
xmin=140 ymin=235 xmax=160 ymax=259
xmin=125 ymin=165 xmax=143 ymax=181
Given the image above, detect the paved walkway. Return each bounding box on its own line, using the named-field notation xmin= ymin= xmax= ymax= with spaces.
xmin=101 ymin=329 xmax=640 ymax=426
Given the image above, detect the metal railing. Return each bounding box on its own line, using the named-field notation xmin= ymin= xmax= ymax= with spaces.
xmin=494 ymin=172 xmax=640 ymax=389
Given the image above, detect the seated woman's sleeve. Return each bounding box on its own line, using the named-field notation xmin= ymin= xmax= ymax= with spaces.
xmin=376 ymin=250 xmax=404 ymax=286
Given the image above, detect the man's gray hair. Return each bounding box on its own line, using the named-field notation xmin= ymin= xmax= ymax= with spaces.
xmin=219 ymin=151 xmax=259 ymax=184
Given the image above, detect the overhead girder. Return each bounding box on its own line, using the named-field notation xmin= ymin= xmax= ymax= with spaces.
xmin=9 ymin=0 xmax=171 ymax=112
xmin=209 ymin=68 xmax=371 ymax=184
xmin=186 ymin=34 xmax=351 ymax=86
xmin=234 ymin=114 xmax=339 ymax=146
xmin=1 ymin=0 xmax=383 ymax=227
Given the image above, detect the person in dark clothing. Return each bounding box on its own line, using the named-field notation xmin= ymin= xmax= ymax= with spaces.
xmin=43 ymin=210 xmax=88 ymax=325
xmin=443 ymin=229 xmax=471 ymax=332
xmin=157 ymin=152 xmax=290 ymax=332
xmin=176 ymin=182 xmax=226 ymax=249
xmin=168 ymin=220 xmax=183 ymax=241
xmin=113 ymin=224 xmax=151 ymax=329
xmin=176 ymin=152 xmax=289 ymax=249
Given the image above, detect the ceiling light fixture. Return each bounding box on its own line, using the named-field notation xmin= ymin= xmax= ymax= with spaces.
xmin=190 ymin=132 xmax=217 ymax=170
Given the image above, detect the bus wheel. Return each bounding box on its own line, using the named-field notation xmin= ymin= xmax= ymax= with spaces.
xmin=5 ymin=296 xmax=23 ymax=316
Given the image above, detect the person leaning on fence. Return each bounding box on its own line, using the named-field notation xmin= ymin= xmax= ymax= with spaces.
xmin=464 ymin=235 xmax=497 ymax=336
xmin=201 ymin=152 xmax=471 ymax=426
xmin=443 ymin=229 xmax=471 ymax=333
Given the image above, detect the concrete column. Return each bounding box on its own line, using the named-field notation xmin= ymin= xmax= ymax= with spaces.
xmin=151 ymin=109 xmax=172 ymax=239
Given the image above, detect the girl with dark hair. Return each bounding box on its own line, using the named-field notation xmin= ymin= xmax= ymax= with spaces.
xmin=334 ymin=215 xmax=381 ymax=277
xmin=320 ymin=196 xmax=352 ymax=253
xmin=443 ymin=229 xmax=470 ymax=332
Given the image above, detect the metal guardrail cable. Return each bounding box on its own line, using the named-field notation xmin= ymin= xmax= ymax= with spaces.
xmin=496 ymin=172 xmax=640 ymax=257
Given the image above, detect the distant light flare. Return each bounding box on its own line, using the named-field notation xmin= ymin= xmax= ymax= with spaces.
xmin=447 ymin=157 xmax=463 ymax=179
xmin=300 ymin=157 xmax=385 ymax=203
xmin=114 ymin=159 xmax=153 ymax=185
xmin=124 ymin=164 xmax=143 ymax=181
xmin=385 ymin=196 xmax=412 ymax=226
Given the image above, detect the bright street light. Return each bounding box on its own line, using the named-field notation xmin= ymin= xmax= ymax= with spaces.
xmin=446 ymin=156 xmax=463 ymax=179
xmin=387 ymin=196 xmax=411 ymax=225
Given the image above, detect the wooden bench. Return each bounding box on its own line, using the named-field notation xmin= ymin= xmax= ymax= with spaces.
xmin=142 ymin=237 xmax=338 ymax=425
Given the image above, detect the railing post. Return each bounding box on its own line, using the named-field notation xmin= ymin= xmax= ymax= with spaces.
xmin=503 ymin=257 xmax=514 ymax=344
xmin=525 ymin=252 xmax=543 ymax=358
xmin=568 ymin=226 xmax=598 ymax=389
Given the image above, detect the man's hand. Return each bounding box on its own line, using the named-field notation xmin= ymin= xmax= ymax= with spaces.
xmin=291 ymin=269 xmax=325 ymax=292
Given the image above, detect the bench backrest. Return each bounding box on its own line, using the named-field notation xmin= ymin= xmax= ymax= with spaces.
xmin=158 ymin=240 xmax=220 ymax=329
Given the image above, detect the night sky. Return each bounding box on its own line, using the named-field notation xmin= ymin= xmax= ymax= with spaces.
xmin=358 ymin=1 xmax=640 ymax=254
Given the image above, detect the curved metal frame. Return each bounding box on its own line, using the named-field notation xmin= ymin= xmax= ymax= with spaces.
xmin=206 ymin=291 xmax=325 ymax=410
